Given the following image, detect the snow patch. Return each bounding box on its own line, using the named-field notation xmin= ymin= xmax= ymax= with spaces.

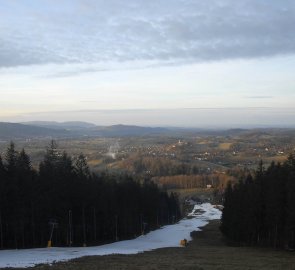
xmin=0 ymin=203 xmax=221 ymax=268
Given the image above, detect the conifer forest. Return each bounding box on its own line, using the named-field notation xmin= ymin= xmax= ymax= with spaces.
xmin=221 ymin=155 xmax=295 ymax=249
xmin=0 ymin=141 xmax=180 ymax=249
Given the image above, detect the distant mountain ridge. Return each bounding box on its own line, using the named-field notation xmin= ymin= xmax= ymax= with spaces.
xmin=0 ymin=122 xmax=70 ymax=139
xmin=1 ymin=121 xmax=295 ymax=140
xmin=0 ymin=121 xmax=171 ymax=139
xmin=21 ymin=121 xmax=97 ymax=130
xmin=94 ymin=124 xmax=169 ymax=136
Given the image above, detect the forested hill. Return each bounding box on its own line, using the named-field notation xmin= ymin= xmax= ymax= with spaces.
xmin=221 ymin=155 xmax=295 ymax=249
xmin=2 ymin=121 xmax=295 ymax=140
xmin=0 ymin=122 xmax=70 ymax=139
xmin=0 ymin=121 xmax=170 ymax=139
xmin=0 ymin=141 xmax=180 ymax=249
xmin=22 ymin=122 xmax=168 ymax=135
xmin=21 ymin=121 xmax=97 ymax=130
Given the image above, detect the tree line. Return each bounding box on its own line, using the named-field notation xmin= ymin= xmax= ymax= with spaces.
xmin=123 ymin=155 xmax=200 ymax=177
xmin=221 ymin=155 xmax=295 ymax=249
xmin=0 ymin=141 xmax=180 ymax=249
xmin=153 ymin=173 xmax=236 ymax=190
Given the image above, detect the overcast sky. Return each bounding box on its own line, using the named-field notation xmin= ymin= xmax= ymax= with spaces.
xmin=1 ymin=0 xmax=295 ymax=127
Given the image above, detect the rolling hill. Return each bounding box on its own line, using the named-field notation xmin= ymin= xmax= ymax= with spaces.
xmin=0 ymin=122 xmax=70 ymax=139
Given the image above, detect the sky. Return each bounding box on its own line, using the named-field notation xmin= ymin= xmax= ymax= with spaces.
xmin=0 ymin=0 xmax=295 ymax=127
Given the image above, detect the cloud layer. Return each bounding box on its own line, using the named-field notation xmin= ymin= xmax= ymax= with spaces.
xmin=1 ymin=0 xmax=295 ymax=68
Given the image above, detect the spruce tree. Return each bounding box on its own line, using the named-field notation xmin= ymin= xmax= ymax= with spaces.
xmin=75 ymin=154 xmax=90 ymax=179
xmin=5 ymin=141 xmax=18 ymax=175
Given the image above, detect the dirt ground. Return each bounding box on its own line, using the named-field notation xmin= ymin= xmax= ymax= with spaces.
xmin=8 ymin=220 xmax=295 ymax=270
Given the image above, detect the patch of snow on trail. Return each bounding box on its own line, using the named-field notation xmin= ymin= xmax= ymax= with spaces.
xmin=0 ymin=203 xmax=221 ymax=268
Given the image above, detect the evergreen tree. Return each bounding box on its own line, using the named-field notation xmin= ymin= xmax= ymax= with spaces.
xmin=5 ymin=141 xmax=18 ymax=175
xmin=0 ymin=141 xmax=181 ymax=249
xmin=0 ymin=155 xmax=7 ymax=248
xmin=221 ymin=154 xmax=295 ymax=249
xmin=16 ymin=149 xmax=32 ymax=172
xmin=75 ymin=154 xmax=90 ymax=179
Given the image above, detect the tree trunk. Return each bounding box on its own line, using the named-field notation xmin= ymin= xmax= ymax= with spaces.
xmin=0 ymin=211 xmax=3 ymax=249
xmin=82 ymin=207 xmax=86 ymax=246
xmin=93 ymin=208 xmax=97 ymax=242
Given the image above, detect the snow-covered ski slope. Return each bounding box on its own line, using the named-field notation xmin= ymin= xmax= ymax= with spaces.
xmin=0 ymin=203 xmax=221 ymax=268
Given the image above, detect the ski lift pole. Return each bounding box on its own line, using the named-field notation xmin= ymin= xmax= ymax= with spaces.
xmin=47 ymin=224 xmax=54 ymax=248
xmin=69 ymin=210 xmax=73 ymax=246
xmin=48 ymin=219 xmax=58 ymax=248
xmin=115 ymin=215 xmax=118 ymax=241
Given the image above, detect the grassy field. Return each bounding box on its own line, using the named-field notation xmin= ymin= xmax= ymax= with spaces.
xmin=9 ymin=220 xmax=295 ymax=270
xmin=218 ymin=143 xmax=233 ymax=150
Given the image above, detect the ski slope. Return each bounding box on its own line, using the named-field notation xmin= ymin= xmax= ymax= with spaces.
xmin=0 ymin=203 xmax=221 ymax=268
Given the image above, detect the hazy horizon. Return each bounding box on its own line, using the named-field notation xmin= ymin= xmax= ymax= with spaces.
xmin=1 ymin=0 xmax=295 ymax=126
xmin=1 ymin=107 xmax=295 ymax=129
